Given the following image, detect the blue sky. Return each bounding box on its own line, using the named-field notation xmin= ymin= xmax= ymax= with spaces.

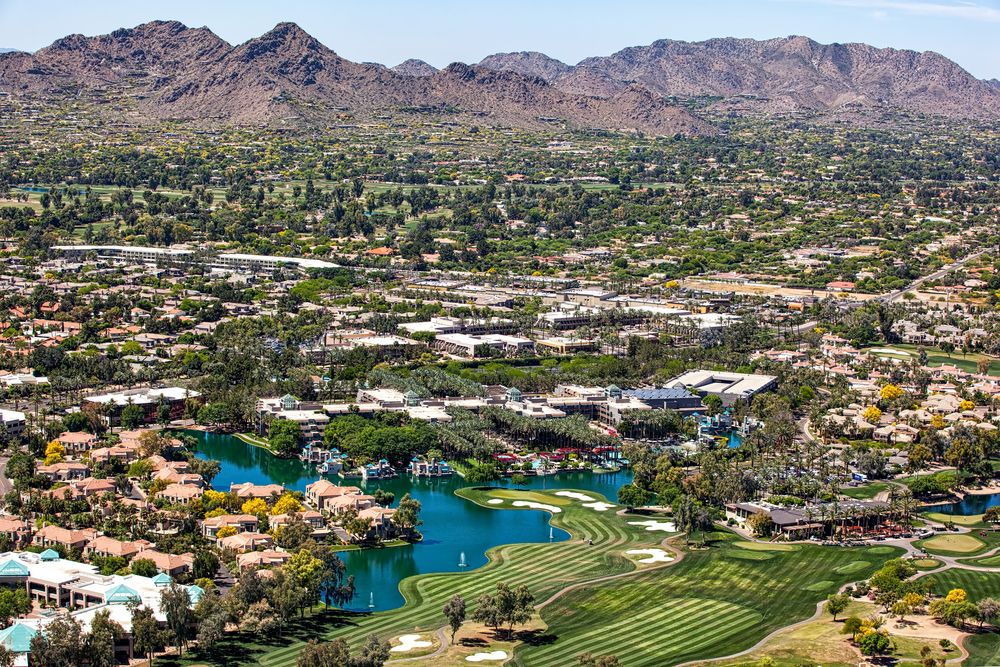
xmin=1 ymin=0 xmax=999 ymax=79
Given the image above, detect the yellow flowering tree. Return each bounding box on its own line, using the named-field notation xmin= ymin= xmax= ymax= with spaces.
xmin=959 ymin=400 xmax=975 ymax=411
xmin=215 ymin=526 xmax=237 ymax=539
xmin=930 ymin=414 xmax=946 ymax=430
xmin=44 ymin=441 xmax=66 ymax=466
xmin=242 ymin=498 xmax=268 ymax=516
xmin=880 ymin=384 xmax=904 ymax=401
xmin=862 ymin=406 xmax=883 ymax=424
xmin=271 ymin=493 xmax=304 ymax=516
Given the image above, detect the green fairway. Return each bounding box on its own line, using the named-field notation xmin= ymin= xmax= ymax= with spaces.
xmin=733 ymin=540 xmax=800 ymax=552
xmin=924 ymin=512 xmax=984 ymax=526
xmin=163 ymin=487 xmax=900 ymax=667
xmin=521 ymin=533 xmax=898 ymax=667
xmin=833 ymin=560 xmax=871 ymax=574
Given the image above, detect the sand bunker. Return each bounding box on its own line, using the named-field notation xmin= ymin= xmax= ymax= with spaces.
xmin=583 ymin=501 xmax=615 ymax=511
xmin=390 ymin=634 xmax=432 ymax=653
xmin=467 ymin=651 xmax=509 ymax=662
xmin=625 ymin=548 xmax=674 ymax=563
xmin=486 ymin=498 xmax=504 ymax=505
xmin=555 ymin=491 xmax=595 ymax=501
xmin=512 ymin=500 xmax=561 ymax=513
xmin=629 ymin=519 xmax=676 ymax=532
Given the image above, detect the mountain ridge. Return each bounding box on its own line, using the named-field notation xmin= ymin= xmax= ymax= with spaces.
xmin=0 ymin=21 xmax=711 ymax=135
xmin=477 ymin=35 xmax=1000 ymax=118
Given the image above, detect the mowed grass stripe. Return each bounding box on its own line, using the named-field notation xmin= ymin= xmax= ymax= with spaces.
xmin=260 ymin=489 xmax=653 ymax=666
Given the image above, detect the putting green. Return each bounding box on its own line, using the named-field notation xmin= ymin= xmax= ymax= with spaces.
xmin=834 ymin=560 xmax=871 ymax=574
xmin=913 ymin=558 xmax=942 ymax=570
xmin=803 ymin=580 xmax=835 ymax=592
xmin=921 ymin=534 xmax=985 ymax=554
xmin=733 ymin=541 xmax=800 ymax=552
xmin=486 ymin=489 xmax=572 ymax=505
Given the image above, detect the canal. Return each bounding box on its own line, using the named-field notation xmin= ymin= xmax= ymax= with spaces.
xmin=187 ymin=431 xmax=633 ymax=611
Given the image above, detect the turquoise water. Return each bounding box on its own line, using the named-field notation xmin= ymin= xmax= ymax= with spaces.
xmin=187 ymin=431 xmax=632 ymax=611
xmin=924 ymin=492 xmax=1000 ymax=516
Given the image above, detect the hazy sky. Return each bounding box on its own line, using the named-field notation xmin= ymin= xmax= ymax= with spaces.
xmin=1 ymin=0 xmax=999 ymax=79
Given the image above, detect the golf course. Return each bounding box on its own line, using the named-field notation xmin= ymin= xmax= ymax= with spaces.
xmin=162 ymin=486 xmax=901 ymax=667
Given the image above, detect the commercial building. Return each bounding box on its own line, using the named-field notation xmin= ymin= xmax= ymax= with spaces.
xmin=81 ymin=387 xmax=201 ymax=427
xmin=666 ymin=370 xmax=778 ymax=406
xmin=51 ymin=245 xmax=340 ymax=275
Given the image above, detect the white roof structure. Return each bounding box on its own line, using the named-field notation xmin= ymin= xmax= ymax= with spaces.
xmin=84 ymin=386 xmax=200 ymax=406
xmin=668 ymin=370 xmax=777 ymax=400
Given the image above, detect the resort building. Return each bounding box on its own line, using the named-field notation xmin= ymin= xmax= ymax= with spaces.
xmin=81 ymin=386 xmax=201 ymax=427
xmin=666 ymin=370 xmax=778 ymax=406
xmin=0 ymin=550 xmax=201 ymax=663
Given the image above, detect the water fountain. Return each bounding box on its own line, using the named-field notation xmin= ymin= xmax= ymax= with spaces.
xmin=369 ymin=592 xmax=375 ymax=608
xmin=549 ymin=527 xmax=554 ymax=541
xmin=458 ymin=551 xmax=467 ymax=567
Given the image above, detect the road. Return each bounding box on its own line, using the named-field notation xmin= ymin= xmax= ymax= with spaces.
xmin=782 ymin=249 xmax=989 ymax=338
xmin=878 ymin=249 xmax=988 ymax=304
xmin=0 ymin=456 xmax=11 ymax=496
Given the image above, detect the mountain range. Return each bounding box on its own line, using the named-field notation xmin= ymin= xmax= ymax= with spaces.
xmin=0 ymin=21 xmax=709 ymax=135
xmin=1 ymin=21 xmax=998 ymax=133
xmin=476 ymin=36 xmax=1000 ymax=118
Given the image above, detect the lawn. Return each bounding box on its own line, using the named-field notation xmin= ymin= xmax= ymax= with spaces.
xmin=516 ymin=534 xmax=899 ymax=666
xmin=840 ymin=481 xmax=890 ymax=500
xmin=919 ymin=534 xmax=986 ymax=554
xmin=864 ymin=344 xmax=1000 ymax=375
xmin=924 ymin=512 xmax=985 ymax=526
xmin=160 ymin=486 xmax=901 ymax=667
xmin=694 ymin=599 xmax=951 ymax=667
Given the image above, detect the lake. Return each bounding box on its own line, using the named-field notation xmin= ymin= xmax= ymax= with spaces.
xmin=187 ymin=431 xmax=633 ymax=611
xmin=924 ymin=492 xmax=1000 ymax=516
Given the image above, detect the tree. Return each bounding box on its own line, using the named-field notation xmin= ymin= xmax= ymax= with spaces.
xmin=317 ymin=547 xmax=355 ymax=609
xmin=978 ymin=598 xmax=1000 ymax=628
xmin=353 ymin=633 xmax=391 ymax=667
xmin=242 ymin=498 xmax=268 ymax=515
xmin=120 ymin=404 xmax=146 ymax=430
xmin=194 ymin=550 xmax=220 ymax=580
xmin=880 ymin=384 xmax=904 ymax=401
xmin=746 ymin=512 xmax=774 ymax=538
xmin=856 ymin=628 xmax=892 ymax=657
xmin=43 ymin=440 xmax=65 ymax=465
xmin=131 ymin=605 xmax=165 ymax=666
xmin=130 ymin=558 xmax=158 ymax=578
xmin=826 ymin=593 xmax=849 ymax=621
xmin=284 ymin=549 xmax=324 ymax=612
xmin=86 ymin=608 xmax=124 ymax=667
xmin=30 ymin=613 xmax=85 ymax=667
xmin=465 ymin=461 xmax=501 ymax=487
xmin=984 ymin=506 xmax=1000 ymax=530
xmin=194 ymin=591 xmax=228 ymax=651
xmin=443 ymin=594 xmax=466 ymax=643
xmin=298 ymin=639 xmax=351 ymax=667
xmin=511 ymin=473 xmax=529 ymax=488
xmin=160 ymin=583 xmax=194 ymax=656
xmin=216 ymin=526 xmax=237 ymax=539
xmin=491 ymin=582 xmax=534 ymax=639
xmin=393 ymin=493 xmax=422 ymax=539
xmin=0 ymin=587 xmax=31 ymax=626
xmin=617 ymin=484 xmax=651 ymax=510
xmin=271 ymin=492 xmax=304 ymax=515
xmin=578 ymin=654 xmax=622 ymax=667
xmin=862 ymin=406 xmax=883 ymax=424
xmin=269 ymin=419 xmax=302 ymax=457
